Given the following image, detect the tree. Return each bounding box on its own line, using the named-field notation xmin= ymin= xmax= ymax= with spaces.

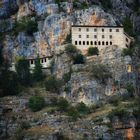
xmin=123 ymin=17 xmax=134 ymax=36
xmin=73 ymin=54 xmax=85 ymax=64
xmin=57 ymin=97 xmax=69 ymax=111
xmin=67 ymin=106 xmax=80 ymax=121
xmin=76 ymin=102 xmax=89 ymax=115
xmin=33 ymin=57 xmax=43 ymax=81
xmin=88 ymin=47 xmax=99 ymax=56
xmin=16 ymin=59 xmax=31 ymax=86
xmin=29 ymin=96 xmax=45 ymax=112
xmin=122 ymin=48 xmax=134 ymax=57
xmin=45 ymin=75 xmax=63 ymax=93
xmin=65 ymin=44 xmax=78 ymax=58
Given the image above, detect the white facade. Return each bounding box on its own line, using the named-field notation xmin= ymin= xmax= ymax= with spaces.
xmin=29 ymin=57 xmax=52 ymax=70
xmin=72 ymin=25 xmax=133 ymax=53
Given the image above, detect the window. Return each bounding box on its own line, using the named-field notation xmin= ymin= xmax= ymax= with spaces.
xmin=83 ymin=41 xmax=85 ymax=45
xmin=102 ymin=41 xmax=104 ymax=45
xmin=110 ymin=35 xmax=112 ymax=39
xmin=102 ymin=29 xmax=104 ymax=32
xmin=109 ymin=29 xmax=112 ymax=32
xmin=116 ymin=29 xmax=119 ymax=32
xmin=31 ymin=60 xmax=34 ymax=64
xmin=87 ymin=41 xmax=89 ymax=45
xmin=94 ymin=28 xmax=97 ymax=32
xmin=98 ymin=41 xmax=101 ymax=45
xmin=106 ymin=41 xmax=108 ymax=45
xmin=95 ymin=41 xmax=97 ymax=45
xmin=91 ymin=41 xmax=93 ymax=45
xmin=75 ymin=41 xmax=77 ymax=45
xmin=79 ymin=35 xmax=81 ymax=38
xmin=87 ymin=35 xmax=89 ymax=38
xmin=44 ymin=58 xmax=47 ymax=62
xmin=79 ymin=41 xmax=81 ymax=45
xmin=102 ymin=35 xmax=105 ymax=38
xmin=86 ymin=28 xmax=89 ymax=32
xmin=126 ymin=38 xmax=128 ymax=42
xmin=41 ymin=59 xmax=43 ymax=63
xmin=79 ymin=28 xmax=81 ymax=31
xmin=110 ymin=41 xmax=112 ymax=45
xmin=94 ymin=35 xmax=97 ymax=38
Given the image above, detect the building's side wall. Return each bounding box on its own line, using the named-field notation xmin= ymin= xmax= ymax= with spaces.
xmin=72 ymin=26 xmax=126 ymax=52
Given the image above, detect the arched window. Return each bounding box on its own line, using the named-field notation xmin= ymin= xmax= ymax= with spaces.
xmin=102 ymin=41 xmax=104 ymax=45
xmin=98 ymin=41 xmax=101 ymax=45
xmin=31 ymin=60 xmax=34 ymax=65
xmin=41 ymin=59 xmax=43 ymax=63
xmin=83 ymin=41 xmax=85 ymax=45
xmin=87 ymin=41 xmax=89 ymax=45
xmin=95 ymin=41 xmax=97 ymax=45
xmin=75 ymin=41 xmax=77 ymax=45
xmin=79 ymin=41 xmax=81 ymax=45
xmin=91 ymin=41 xmax=93 ymax=45
xmin=106 ymin=41 xmax=108 ymax=45
xmin=110 ymin=41 xmax=112 ymax=45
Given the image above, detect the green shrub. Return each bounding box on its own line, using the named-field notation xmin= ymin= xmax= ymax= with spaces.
xmin=63 ymin=71 xmax=71 ymax=83
xmin=33 ymin=56 xmax=44 ymax=81
xmin=64 ymin=33 xmax=71 ymax=44
xmin=0 ymin=70 xmax=20 ymax=97
xmin=29 ymin=96 xmax=45 ymax=112
xmin=65 ymin=44 xmax=78 ymax=57
xmin=100 ymin=0 xmax=112 ymax=10
xmin=67 ymin=106 xmax=80 ymax=121
xmin=122 ymin=17 xmax=134 ymax=36
xmin=91 ymin=64 xmax=112 ymax=83
xmin=16 ymin=128 xmax=24 ymax=140
xmin=76 ymin=102 xmax=90 ymax=115
xmin=16 ymin=59 xmax=32 ymax=86
xmin=14 ymin=17 xmax=38 ymax=35
xmin=125 ymin=83 xmax=134 ymax=94
xmin=45 ymin=75 xmax=63 ymax=93
xmin=88 ymin=47 xmax=99 ymax=56
xmin=108 ymin=96 xmax=121 ymax=106
xmin=73 ymin=54 xmax=85 ymax=64
xmin=108 ymin=108 xmax=129 ymax=119
xmin=57 ymin=97 xmax=69 ymax=111
xmin=122 ymin=48 xmax=134 ymax=56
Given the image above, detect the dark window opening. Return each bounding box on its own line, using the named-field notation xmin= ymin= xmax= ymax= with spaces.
xmin=87 ymin=41 xmax=89 ymax=45
xmin=83 ymin=41 xmax=85 ymax=45
xmin=31 ymin=60 xmax=34 ymax=64
xmin=91 ymin=41 xmax=93 ymax=45
xmin=79 ymin=41 xmax=81 ymax=45
xmin=106 ymin=41 xmax=108 ymax=45
xmin=110 ymin=29 xmax=112 ymax=32
xmin=75 ymin=41 xmax=77 ymax=45
xmin=95 ymin=41 xmax=97 ymax=45
xmin=41 ymin=59 xmax=43 ymax=63
xmin=116 ymin=29 xmax=119 ymax=32
xmin=102 ymin=41 xmax=104 ymax=45
xmin=98 ymin=41 xmax=101 ymax=45
xmin=102 ymin=35 xmax=105 ymax=38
